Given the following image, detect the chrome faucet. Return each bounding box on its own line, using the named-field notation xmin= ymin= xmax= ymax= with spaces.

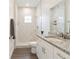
xmin=59 ymin=32 xmax=70 ymax=39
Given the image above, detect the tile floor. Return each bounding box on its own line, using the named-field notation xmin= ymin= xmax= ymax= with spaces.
xmin=11 ymin=48 xmax=38 ymax=59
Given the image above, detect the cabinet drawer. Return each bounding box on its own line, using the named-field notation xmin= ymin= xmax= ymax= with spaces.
xmin=54 ymin=47 xmax=69 ymax=59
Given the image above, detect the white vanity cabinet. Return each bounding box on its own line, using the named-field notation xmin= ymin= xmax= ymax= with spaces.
xmin=36 ymin=37 xmax=54 ymax=59
xmin=36 ymin=36 xmax=69 ymax=59
xmin=54 ymin=47 xmax=69 ymax=59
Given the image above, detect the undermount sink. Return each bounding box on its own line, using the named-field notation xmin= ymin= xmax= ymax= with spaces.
xmin=47 ymin=37 xmax=69 ymax=46
xmin=44 ymin=36 xmax=70 ymax=52
xmin=47 ymin=37 xmax=70 ymax=49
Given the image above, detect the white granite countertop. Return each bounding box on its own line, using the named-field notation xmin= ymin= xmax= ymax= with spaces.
xmin=36 ymin=34 xmax=70 ymax=55
xmin=45 ymin=37 xmax=70 ymax=53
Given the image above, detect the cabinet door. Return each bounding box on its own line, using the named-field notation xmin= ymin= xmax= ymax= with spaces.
xmin=39 ymin=39 xmax=54 ymax=59
xmin=9 ymin=39 xmax=15 ymax=59
xmin=54 ymin=47 xmax=69 ymax=59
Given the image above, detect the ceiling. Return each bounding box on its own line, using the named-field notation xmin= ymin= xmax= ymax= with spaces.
xmin=16 ymin=0 xmax=40 ymax=7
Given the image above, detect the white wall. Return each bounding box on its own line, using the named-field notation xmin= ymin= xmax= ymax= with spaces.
xmin=36 ymin=3 xmax=42 ymax=35
xmin=9 ymin=0 xmax=15 ymax=18
xmin=15 ymin=5 xmax=18 ymax=47
xmin=65 ymin=0 xmax=70 ymax=33
xmin=9 ymin=0 xmax=15 ymax=58
xmin=40 ymin=0 xmax=50 ymax=36
xmin=36 ymin=0 xmax=50 ymax=36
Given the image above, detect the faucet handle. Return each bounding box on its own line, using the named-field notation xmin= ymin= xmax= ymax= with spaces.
xmin=58 ymin=33 xmax=63 ymax=37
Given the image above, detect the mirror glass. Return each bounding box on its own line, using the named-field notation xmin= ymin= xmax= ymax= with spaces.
xmin=41 ymin=0 xmax=70 ymax=39
xmin=49 ymin=1 xmax=65 ymax=36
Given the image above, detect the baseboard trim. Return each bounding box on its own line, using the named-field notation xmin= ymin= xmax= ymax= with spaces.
xmin=16 ymin=45 xmax=32 ymax=48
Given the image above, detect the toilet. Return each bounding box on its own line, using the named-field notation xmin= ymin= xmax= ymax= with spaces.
xmin=30 ymin=42 xmax=37 ymax=54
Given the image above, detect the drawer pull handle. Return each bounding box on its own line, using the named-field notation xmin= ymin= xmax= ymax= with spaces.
xmin=42 ymin=47 xmax=46 ymax=54
xmin=57 ymin=53 xmax=66 ymax=59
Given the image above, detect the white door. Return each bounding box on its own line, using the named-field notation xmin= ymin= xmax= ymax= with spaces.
xmin=16 ymin=7 xmax=36 ymax=44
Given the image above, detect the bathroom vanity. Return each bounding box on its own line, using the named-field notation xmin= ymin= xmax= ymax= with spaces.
xmin=36 ymin=34 xmax=70 ymax=59
xmin=35 ymin=0 xmax=70 ymax=59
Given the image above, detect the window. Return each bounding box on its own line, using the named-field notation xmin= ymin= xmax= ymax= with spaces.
xmin=24 ymin=16 xmax=32 ymax=23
